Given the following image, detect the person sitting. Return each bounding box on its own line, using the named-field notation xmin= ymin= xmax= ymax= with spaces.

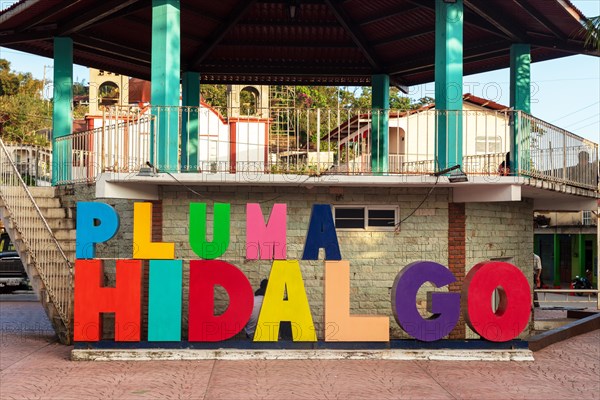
xmin=244 ymin=279 xmax=268 ymax=339
xmin=498 ymin=152 xmax=510 ymax=176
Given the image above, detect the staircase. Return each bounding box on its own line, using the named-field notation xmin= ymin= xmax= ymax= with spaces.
xmin=0 ymin=140 xmax=74 ymax=344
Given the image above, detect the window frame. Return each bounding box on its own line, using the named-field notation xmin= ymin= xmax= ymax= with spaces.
xmin=333 ymin=205 xmax=399 ymax=231
xmin=582 ymin=210 xmax=592 ymax=226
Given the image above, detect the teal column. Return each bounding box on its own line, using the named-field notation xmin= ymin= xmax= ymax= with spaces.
xmin=510 ymin=44 xmax=531 ymax=174
xmin=578 ymin=234 xmax=586 ymax=276
xmin=151 ymin=0 xmax=181 ymax=172
xmin=371 ymin=74 xmax=389 ymax=174
xmin=181 ymin=72 xmax=200 ymax=172
xmin=553 ymin=234 xmax=560 ymax=287
xmin=434 ymin=0 xmax=463 ymax=171
xmin=148 ymin=260 xmax=182 ymax=341
xmin=52 ymin=37 xmax=73 ymax=185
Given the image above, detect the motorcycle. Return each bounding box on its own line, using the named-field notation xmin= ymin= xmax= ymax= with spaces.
xmin=571 ymin=270 xmax=593 ymax=296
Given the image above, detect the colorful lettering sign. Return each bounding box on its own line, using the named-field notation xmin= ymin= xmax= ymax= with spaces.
xmin=73 ymin=202 xmax=533 ymax=344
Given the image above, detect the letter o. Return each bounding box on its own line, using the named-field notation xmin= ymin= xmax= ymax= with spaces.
xmin=463 ymin=261 xmax=531 ymax=342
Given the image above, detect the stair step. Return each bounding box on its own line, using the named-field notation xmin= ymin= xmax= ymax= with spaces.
xmin=46 ymin=219 xmax=76 ymax=230
xmin=33 ymin=197 xmax=62 ymax=208
xmin=39 ymin=207 xmax=67 ymax=219
xmin=52 ymin=229 xmax=76 ymax=240
xmin=28 ymin=187 xmax=56 ymax=198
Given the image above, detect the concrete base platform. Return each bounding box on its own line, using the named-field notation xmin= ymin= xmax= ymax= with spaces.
xmin=71 ymin=348 xmax=534 ymax=362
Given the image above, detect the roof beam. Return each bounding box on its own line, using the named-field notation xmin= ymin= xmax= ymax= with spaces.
xmin=82 ymin=1 xmax=152 ymax=26
xmin=190 ymin=0 xmax=258 ymax=69
xmin=358 ymin=4 xmax=421 ymax=27
xmin=389 ymin=40 xmax=508 ymax=76
xmin=372 ymin=27 xmax=434 ymax=47
xmin=16 ymin=1 xmax=83 ymax=32
xmin=218 ymin=41 xmax=356 ymax=49
xmin=72 ymin=34 xmax=151 ymax=64
xmin=180 ymin=3 xmax=223 ymax=25
xmin=511 ymin=0 xmax=564 ymax=39
xmin=463 ymin=0 xmax=526 ymax=42
xmin=57 ymin=0 xmax=141 ymax=36
xmin=405 ymin=0 xmax=512 ymax=40
xmin=0 ymin=31 xmax=54 ymax=45
xmin=531 ymin=38 xmax=599 ymax=57
xmin=324 ymin=0 xmax=382 ymax=71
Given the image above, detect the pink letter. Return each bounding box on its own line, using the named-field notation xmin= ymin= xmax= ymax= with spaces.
xmin=246 ymin=203 xmax=287 ymax=260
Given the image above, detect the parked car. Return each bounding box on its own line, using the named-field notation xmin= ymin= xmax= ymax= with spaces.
xmin=0 ymin=232 xmax=30 ymax=293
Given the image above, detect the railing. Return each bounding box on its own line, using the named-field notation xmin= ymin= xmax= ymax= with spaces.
xmin=520 ymin=113 xmax=598 ymax=190
xmin=535 ymin=289 xmax=599 ymax=310
xmin=3 ymin=143 xmax=52 ymax=186
xmin=0 ymin=138 xmax=73 ymax=338
xmin=52 ymin=106 xmax=599 ymax=190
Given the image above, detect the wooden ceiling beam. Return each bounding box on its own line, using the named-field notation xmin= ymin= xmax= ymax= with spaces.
xmin=512 ymin=0 xmax=564 ymax=39
xmin=16 ymin=1 xmax=84 ymax=32
xmin=58 ymin=0 xmax=142 ymax=36
xmin=190 ymin=0 xmax=258 ymax=69
xmin=358 ymin=4 xmax=421 ymax=27
xmin=324 ymin=0 xmax=382 ymax=72
xmin=463 ymin=0 xmax=527 ymax=42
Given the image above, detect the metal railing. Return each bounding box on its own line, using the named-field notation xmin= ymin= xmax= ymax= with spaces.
xmin=519 ymin=113 xmax=599 ymax=190
xmin=535 ymin=289 xmax=599 ymax=310
xmin=0 ymin=138 xmax=73 ymax=338
xmin=52 ymin=106 xmax=599 ymax=190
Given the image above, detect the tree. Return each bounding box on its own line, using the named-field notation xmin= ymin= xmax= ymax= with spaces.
xmin=581 ymin=15 xmax=600 ymax=52
xmin=0 ymin=59 xmax=50 ymax=146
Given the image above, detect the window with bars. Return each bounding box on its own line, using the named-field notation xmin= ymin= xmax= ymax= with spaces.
xmin=334 ymin=206 xmax=398 ymax=231
xmin=582 ymin=210 xmax=592 ymax=226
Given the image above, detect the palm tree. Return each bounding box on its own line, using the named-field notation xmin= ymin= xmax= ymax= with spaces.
xmin=581 ymin=15 xmax=600 ymax=52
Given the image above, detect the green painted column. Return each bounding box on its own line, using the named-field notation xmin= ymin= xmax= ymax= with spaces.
xmin=553 ymin=234 xmax=560 ymax=287
xmin=181 ymin=72 xmax=200 ymax=172
xmin=509 ymin=44 xmax=531 ymax=174
xmin=151 ymin=0 xmax=181 ymax=172
xmin=52 ymin=37 xmax=73 ymax=185
xmin=434 ymin=0 xmax=463 ymax=171
xmin=578 ymin=234 xmax=586 ymax=276
xmin=371 ymin=74 xmax=389 ymax=174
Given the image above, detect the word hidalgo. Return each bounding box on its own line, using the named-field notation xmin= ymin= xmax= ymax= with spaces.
xmin=73 ymin=202 xmax=532 ymax=343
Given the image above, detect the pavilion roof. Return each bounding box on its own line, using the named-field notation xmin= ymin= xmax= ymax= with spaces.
xmin=0 ymin=0 xmax=596 ymax=87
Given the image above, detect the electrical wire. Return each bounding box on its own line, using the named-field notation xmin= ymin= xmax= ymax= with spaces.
xmin=395 ymin=173 xmax=440 ymax=231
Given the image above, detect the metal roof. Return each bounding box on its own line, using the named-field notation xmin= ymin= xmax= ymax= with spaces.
xmin=0 ymin=0 xmax=597 ymax=87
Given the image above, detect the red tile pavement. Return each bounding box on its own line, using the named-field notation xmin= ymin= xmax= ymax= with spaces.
xmin=1 ymin=296 xmax=599 ymax=400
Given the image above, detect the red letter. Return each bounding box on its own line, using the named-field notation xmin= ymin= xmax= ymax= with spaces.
xmin=74 ymin=259 xmax=142 ymax=342
xmin=188 ymin=260 xmax=254 ymax=342
xmin=463 ymin=261 xmax=531 ymax=342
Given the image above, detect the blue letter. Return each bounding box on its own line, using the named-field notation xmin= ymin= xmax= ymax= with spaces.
xmin=302 ymin=204 xmax=341 ymax=260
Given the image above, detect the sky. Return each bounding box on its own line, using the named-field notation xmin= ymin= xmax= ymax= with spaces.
xmin=0 ymin=0 xmax=598 ymax=143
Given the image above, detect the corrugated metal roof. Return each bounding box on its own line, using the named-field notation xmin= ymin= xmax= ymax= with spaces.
xmin=0 ymin=0 xmax=596 ymax=87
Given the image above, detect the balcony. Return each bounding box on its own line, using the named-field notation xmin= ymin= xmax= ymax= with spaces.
xmin=54 ymin=104 xmax=598 ymax=198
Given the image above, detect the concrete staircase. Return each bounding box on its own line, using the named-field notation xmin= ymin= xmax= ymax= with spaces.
xmin=0 ymin=186 xmax=75 ymax=344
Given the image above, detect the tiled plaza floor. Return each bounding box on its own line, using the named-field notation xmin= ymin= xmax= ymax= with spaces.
xmin=1 ymin=294 xmax=598 ymax=400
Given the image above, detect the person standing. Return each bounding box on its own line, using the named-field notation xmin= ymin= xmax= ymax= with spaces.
xmin=533 ymin=253 xmax=542 ymax=307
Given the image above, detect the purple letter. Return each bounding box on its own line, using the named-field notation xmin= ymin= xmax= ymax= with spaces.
xmin=392 ymin=261 xmax=460 ymax=341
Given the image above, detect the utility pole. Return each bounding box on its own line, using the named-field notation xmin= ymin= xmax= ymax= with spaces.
xmin=42 ymin=65 xmax=53 ymax=113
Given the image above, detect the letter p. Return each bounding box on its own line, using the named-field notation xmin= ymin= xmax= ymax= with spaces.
xmin=76 ymin=202 xmax=119 ymax=259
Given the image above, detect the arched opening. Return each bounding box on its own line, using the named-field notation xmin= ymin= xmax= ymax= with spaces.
xmin=240 ymin=86 xmax=259 ymax=115
xmin=98 ymin=82 xmax=120 ymax=106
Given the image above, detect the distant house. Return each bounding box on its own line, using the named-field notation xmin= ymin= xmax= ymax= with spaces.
xmin=535 ymin=209 xmax=598 ymax=287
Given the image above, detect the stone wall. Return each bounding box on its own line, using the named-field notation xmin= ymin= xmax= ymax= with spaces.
xmin=58 ymin=184 xmax=535 ymax=340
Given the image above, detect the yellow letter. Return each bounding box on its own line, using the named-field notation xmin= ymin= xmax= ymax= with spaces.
xmin=324 ymin=261 xmax=389 ymax=341
xmin=133 ymin=202 xmax=174 ymax=259
xmin=254 ymin=260 xmax=316 ymax=342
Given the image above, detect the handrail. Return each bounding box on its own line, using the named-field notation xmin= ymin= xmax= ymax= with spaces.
xmin=0 ymin=138 xmax=73 ymax=338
